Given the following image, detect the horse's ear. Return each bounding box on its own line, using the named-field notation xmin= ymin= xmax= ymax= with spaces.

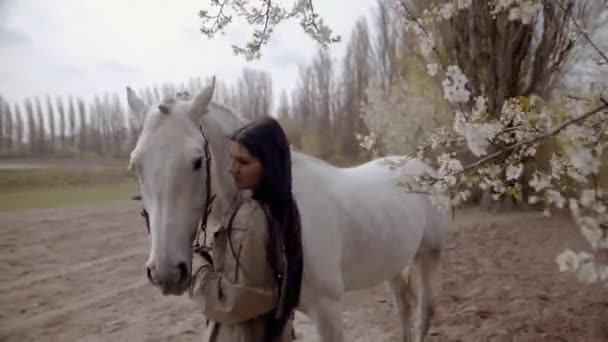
xmin=126 ymin=86 xmax=148 ymax=116
xmin=189 ymin=76 xmax=215 ymax=124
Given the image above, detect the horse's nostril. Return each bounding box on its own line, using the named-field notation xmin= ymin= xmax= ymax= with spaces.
xmin=146 ymin=267 xmax=154 ymax=284
xmin=178 ymin=262 xmax=189 ymax=283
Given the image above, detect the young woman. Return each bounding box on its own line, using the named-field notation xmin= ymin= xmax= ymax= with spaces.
xmin=189 ymin=116 xmax=304 ymax=342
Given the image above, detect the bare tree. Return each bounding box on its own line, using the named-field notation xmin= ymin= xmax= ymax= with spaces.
xmin=312 ymin=47 xmax=334 ymax=157
xmin=338 ymin=18 xmax=372 ymax=158
xmin=14 ymin=104 xmax=23 ymax=156
xmin=160 ymin=83 xmax=176 ymax=101
xmin=153 ymin=86 xmax=161 ymax=104
xmin=4 ymin=101 xmax=13 ymax=155
xmin=144 ymin=88 xmax=155 ymax=105
xmin=109 ymin=93 xmax=126 ymax=156
xmin=68 ymin=96 xmax=76 ymax=147
xmin=234 ymin=68 xmax=273 ymax=120
xmin=277 ymin=90 xmax=290 ymax=119
xmin=0 ymin=97 xmax=5 ymax=154
xmin=188 ymin=78 xmax=200 ymax=95
xmin=373 ymin=0 xmax=400 ymax=92
xmin=46 ymin=95 xmax=55 ymax=154
xmin=77 ymin=98 xmax=87 ymax=156
xmin=214 ymin=78 xmax=234 ymax=109
xmin=56 ymin=97 xmax=66 ymax=151
xmin=0 ymin=97 xmax=13 ymax=156
xmin=24 ymin=99 xmax=36 ymax=155
xmin=34 ymin=97 xmax=45 ymax=155
xmin=291 ymin=64 xmax=316 ymax=129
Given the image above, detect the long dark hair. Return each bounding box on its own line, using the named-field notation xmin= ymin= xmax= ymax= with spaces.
xmin=229 ymin=116 xmax=304 ymax=341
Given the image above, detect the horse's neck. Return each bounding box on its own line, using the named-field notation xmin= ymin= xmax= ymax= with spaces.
xmin=200 ymin=106 xmax=242 ymax=219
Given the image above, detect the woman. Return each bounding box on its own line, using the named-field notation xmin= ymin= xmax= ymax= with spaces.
xmin=189 ymin=116 xmax=304 ymax=342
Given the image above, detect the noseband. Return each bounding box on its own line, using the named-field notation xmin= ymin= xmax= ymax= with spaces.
xmin=139 ymin=123 xmax=216 ymax=261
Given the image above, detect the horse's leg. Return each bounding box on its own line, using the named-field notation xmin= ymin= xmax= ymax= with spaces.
xmin=300 ymin=293 xmax=344 ymax=342
xmin=298 ymin=279 xmax=344 ymax=341
xmin=386 ymin=268 xmax=415 ymax=342
xmin=410 ymin=248 xmax=441 ymax=342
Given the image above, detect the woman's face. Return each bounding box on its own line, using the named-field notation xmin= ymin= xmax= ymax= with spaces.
xmin=229 ymin=141 xmax=263 ymax=190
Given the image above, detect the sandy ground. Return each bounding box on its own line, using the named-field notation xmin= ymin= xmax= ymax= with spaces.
xmin=1 ymin=202 xmax=607 ymax=342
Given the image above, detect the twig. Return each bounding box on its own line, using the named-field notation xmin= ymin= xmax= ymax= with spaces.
xmin=553 ymin=0 xmax=608 ymax=64
xmin=306 ymin=0 xmax=321 ymax=32
xmin=201 ymin=0 xmax=230 ymax=36
xmin=566 ymin=94 xmax=593 ymax=102
xmin=458 ymin=99 xmax=608 ymax=175
xmin=257 ymin=0 xmax=273 ymax=49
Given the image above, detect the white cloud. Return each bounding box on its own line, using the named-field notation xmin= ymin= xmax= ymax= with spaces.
xmin=0 ymin=0 xmax=376 ymax=111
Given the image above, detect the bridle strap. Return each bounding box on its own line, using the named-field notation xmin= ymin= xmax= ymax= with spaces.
xmin=193 ymin=124 xmax=216 ymax=257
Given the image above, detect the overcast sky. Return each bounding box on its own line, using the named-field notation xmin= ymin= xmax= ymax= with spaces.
xmin=0 ymin=0 xmax=376 ymax=109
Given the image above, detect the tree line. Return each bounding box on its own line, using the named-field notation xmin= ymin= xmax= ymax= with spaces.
xmin=0 ymin=1 xmax=411 ymax=166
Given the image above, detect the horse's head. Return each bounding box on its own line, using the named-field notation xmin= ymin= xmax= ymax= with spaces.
xmin=127 ymin=78 xmax=216 ymax=295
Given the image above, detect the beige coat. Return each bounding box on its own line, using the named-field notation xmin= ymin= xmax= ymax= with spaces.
xmin=190 ymin=195 xmax=294 ymax=342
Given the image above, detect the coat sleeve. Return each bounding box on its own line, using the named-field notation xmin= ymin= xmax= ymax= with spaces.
xmin=189 ymin=203 xmax=277 ymax=325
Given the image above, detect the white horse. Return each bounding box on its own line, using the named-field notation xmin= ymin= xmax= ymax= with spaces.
xmin=126 ymin=77 xmax=449 ymax=342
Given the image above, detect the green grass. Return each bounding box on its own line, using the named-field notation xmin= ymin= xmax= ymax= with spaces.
xmin=0 ymin=159 xmax=139 ymax=212
xmin=0 ymin=167 xmax=133 ymax=192
xmin=0 ymin=179 xmax=138 ymax=212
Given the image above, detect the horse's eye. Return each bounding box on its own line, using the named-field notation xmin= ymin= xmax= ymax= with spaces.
xmin=193 ymin=157 xmax=203 ymax=171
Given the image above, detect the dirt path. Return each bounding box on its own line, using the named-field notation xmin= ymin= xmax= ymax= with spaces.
xmin=1 ymin=203 xmax=606 ymax=341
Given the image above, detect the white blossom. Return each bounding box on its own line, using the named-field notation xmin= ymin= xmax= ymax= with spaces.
xmin=529 ymin=171 xmax=551 ymax=192
xmin=426 ymin=63 xmax=439 ymax=77
xmin=438 ymin=3 xmax=456 ymax=20
xmin=493 ymin=0 xmax=541 ymax=24
xmin=569 ymin=198 xmax=580 ymax=217
xmin=577 ymin=261 xmax=599 ymax=284
xmin=457 ymin=0 xmax=473 ymax=10
xmin=357 ymin=132 xmax=377 ymax=151
xmin=442 ymin=65 xmax=471 ymax=103
xmin=418 ymin=33 xmax=435 ymax=58
xmin=472 ymin=96 xmax=488 ymax=121
xmin=463 ymin=123 xmax=501 ymax=157
xmin=580 ymin=189 xmax=596 ymax=208
xmin=556 ymin=249 xmax=579 ymax=273
xmin=566 ymin=146 xmax=600 ymax=175
xmin=453 ymin=110 xmax=467 ymax=135
xmin=506 ymin=163 xmax=523 ymax=180
xmin=579 ymin=218 xmax=603 ymax=250
xmin=546 ymin=189 xmax=566 ymax=208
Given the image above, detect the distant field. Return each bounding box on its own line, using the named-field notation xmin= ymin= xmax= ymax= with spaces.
xmin=0 ymin=158 xmax=138 ymax=212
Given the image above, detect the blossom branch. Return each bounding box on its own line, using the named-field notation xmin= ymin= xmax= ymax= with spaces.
xmin=552 ymin=0 xmax=608 ymax=64
xmin=459 ymin=98 xmax=608 ymax=175
xmin=199 ymin=0 xmax=231 ymax=38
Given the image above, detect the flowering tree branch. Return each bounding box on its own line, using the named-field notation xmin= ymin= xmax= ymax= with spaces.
xmin=459 ymin=99 xmax=608 ymax=176
xmin=198 ymin=0 xmax=341 ymax=60
xmin=553 ymin=0 xmax=608 ymax=64
xmin=357 ymin=0 xmax=608 ymax=287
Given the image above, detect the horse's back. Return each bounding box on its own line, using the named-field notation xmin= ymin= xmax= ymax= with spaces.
xmin=328 ymin=156 xmax=441 ymax=289
xmin=291 ymin=153 xmax=447 ymax=291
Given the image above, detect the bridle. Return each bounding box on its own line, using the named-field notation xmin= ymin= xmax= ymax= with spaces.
xmin=139 ymin=123 xmax=216 ymax=265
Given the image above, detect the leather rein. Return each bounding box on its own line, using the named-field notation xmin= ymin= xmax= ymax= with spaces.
xmin=139 ymin=124 xmax=216 ymax=263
